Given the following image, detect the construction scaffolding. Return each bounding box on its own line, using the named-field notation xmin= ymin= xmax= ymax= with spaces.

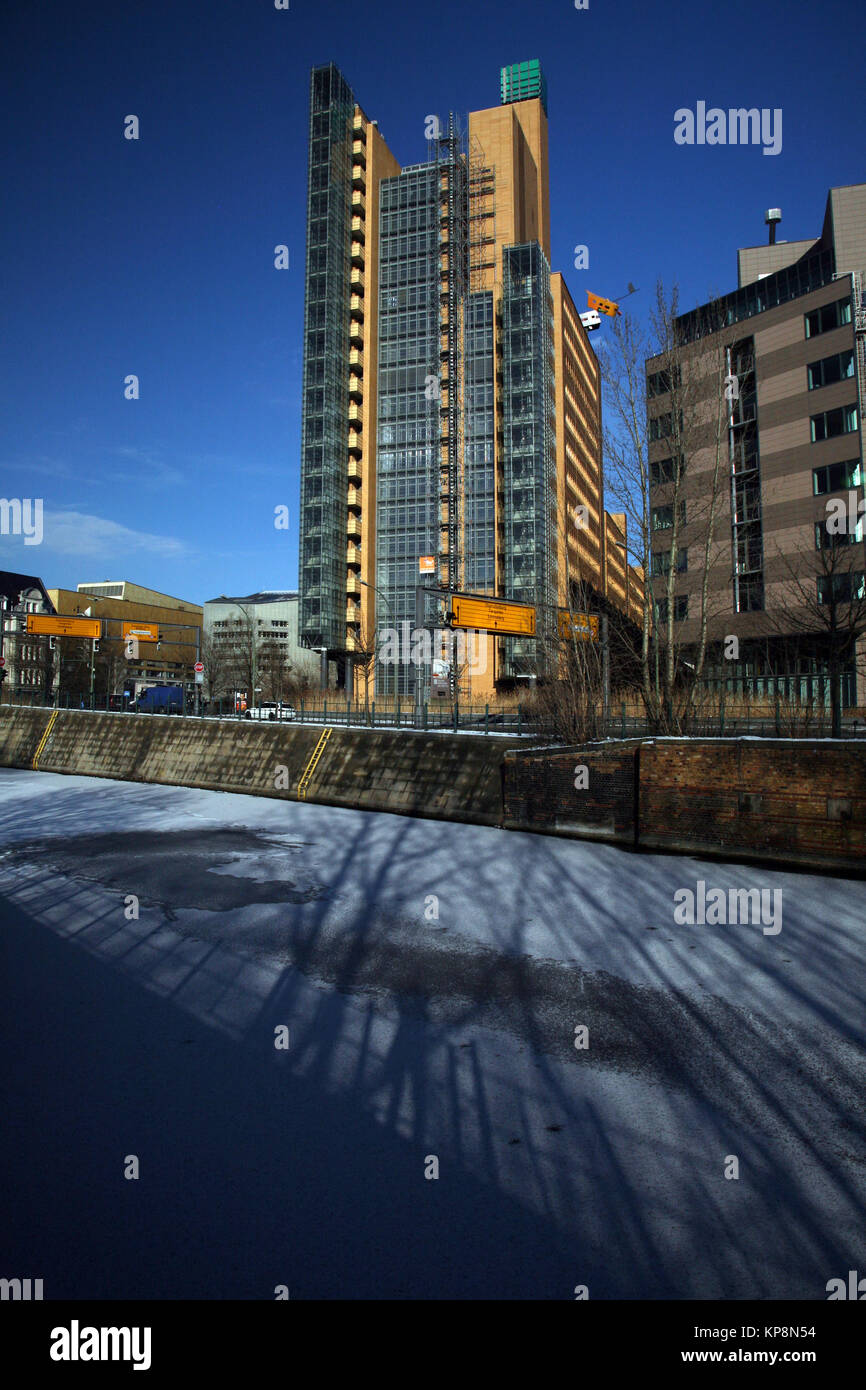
xmin=422 ymin=119 xmax=470 ymax=697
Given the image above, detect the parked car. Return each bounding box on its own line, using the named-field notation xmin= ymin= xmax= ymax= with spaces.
xmin=243 ymin=701 xmax=296 ymax=722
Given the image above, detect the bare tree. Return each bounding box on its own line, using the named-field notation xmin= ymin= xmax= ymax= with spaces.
xmin=200 ymin=633 xmax=228 ymax=701
xmin=599 ymin=282 xmax=732 ymax=731
xmin=259 ymin=639 xmax=294 ymax=703
xmin=348 ymin=615 xmax=377 ymax=713
xmin=216 ymin=604 xmax=263 ymax=704
xmin=94 ymin=642 xmax=128 ymax=700
xmin=527 ymin=613 xmax=605 ymax=743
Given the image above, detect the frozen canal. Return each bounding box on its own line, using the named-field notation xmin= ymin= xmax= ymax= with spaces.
xmin=1 ymin=767 xmax=864 ymax=1299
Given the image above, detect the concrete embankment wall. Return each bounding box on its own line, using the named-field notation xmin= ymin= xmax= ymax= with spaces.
xmin=503 ymin=738 xmax=866 ymax=872
xmin=3 ymin=709 xmax=864 ymax=871
xmin=0 ymin=707 xmax=517 ymax=825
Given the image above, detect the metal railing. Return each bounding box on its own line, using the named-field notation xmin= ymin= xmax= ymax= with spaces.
xmin=2 ymin=692 xmax=865 ymax=740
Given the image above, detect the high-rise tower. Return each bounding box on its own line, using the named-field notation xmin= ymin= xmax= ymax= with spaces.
xmin=298 ymin=61 xmax=643 ymax=698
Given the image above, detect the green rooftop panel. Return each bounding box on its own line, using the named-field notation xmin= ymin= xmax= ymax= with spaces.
xmin=500 ymin=60 xmax=547 ymax=116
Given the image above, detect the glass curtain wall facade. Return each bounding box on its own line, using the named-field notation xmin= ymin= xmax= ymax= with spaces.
xmin=464 ymin=291 xmax=496 ymax=591
xmin=374 ymin=127 xmax=469 ymax=697
xmin=299 ymin=64 xmax=356 ymax=652
xmin=375 ymin=164 xmax=441 ymax=697
xmin=501 ymin=243 xmax=557 ymax=676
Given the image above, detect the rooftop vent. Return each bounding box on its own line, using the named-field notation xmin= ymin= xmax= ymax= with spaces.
xmin=764 ymin=208 xmax=782 ymax=245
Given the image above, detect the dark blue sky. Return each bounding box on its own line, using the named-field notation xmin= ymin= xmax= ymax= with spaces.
xmin=1 ymin=0 xmax=863 ymax=603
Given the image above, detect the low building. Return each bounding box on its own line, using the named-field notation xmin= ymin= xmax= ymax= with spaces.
xmin=0 ymin=570 xmax=56 ymax=699
xmin=203 ymin=591 xmax=320 ymax=702
xmin=646 ymin=184 xmax=866 ymax=712
xmin=47 ymin=581 xmax=202 ymax=699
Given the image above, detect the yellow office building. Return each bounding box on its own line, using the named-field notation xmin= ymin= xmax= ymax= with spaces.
xmin=298 ymin=60 xmax=643 ymax=699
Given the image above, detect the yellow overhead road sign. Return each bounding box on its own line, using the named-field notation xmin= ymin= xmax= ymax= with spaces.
xmin=587 ymin=292 xmax=620 ymax=317
xmin=450 ymin=595 xmax=536 ymax=637
xmin=121 ymin=621 xmax=159 ymax=641
xmin=558 ymin=610 xmax=600 ymax=641
xmin=27 ymin=614 xmax=101 ymax=639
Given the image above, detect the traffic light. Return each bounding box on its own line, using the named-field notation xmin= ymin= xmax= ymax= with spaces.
xmin=0 ymin=668 xmax=7 ymax=683
xmin=49 ymin=635 xmax=57 ymax=651
xmin=93 ymin=639 xmax=100 ymax=653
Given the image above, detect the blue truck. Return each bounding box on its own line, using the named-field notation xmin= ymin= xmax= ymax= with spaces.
xmin=133 ymin=684 xmax=185 ymax=714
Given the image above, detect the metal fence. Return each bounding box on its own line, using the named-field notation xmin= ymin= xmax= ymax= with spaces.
xmin=0 ymin=691 xmax=534 ymax=735
xmin=2 ymin=692 xmax=865 ymax=740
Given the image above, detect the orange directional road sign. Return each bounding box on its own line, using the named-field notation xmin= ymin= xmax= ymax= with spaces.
xmin=558 ymin=610 xmax=599 ymax=642
xmin=450 ymin=595 xmax=536 ymax=637
xmin=121 ymin=621 xmax=159 ymax=642
xmin=26 ymin=614 xmax=101 ymax=639
xmin=587 ymin=291 xmax=620 ymax=317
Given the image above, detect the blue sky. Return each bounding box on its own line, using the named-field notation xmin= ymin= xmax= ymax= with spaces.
xmin=1 ymin=0 xmax=863 ymax=604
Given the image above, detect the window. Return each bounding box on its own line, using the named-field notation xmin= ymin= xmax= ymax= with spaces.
xmin=655 ymin=595 xmax=689 ymax=623
xmin=736 ymin=575 xmax=764 ymax=612
xmin=817 ymin=571 xmax=865 ymax=605
xmin=812 ymin=460 xmax=862 ymax=495
xmin=810 ymin=405 xmax=857 ymax=442
xmin=649 ymin=412 xmax=676 ymax=441
xmin=807 ymin=350 xmax=855 ymax=390
xmin=650 ymin=455 xmax=684 ymax=486
xmin=804 ymin=297 xmax=852 ymax=339
xmin=733 ymin=479 xmax=761 ymax=522
xmin=815 ymin=519 xmax=863 ymax=548
xmin=652 ymin=502 xmax=686 ymax=531
xmin=651 ymin=548 xmax=687 ymax=576
xmin=647 ymin=365 xmax=681 ymax=398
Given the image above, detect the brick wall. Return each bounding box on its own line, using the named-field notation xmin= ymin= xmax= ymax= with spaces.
xmin=505 ymin=738 xmax=866 ymax=872
xmin=503 ymin=742 xmax=639 ymax=844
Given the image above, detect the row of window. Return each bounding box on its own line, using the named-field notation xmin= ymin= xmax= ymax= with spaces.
xmin=651 ymin=548 xmax=688 ymax=576
xmin=646 ymin=365 xmax=684 ymax=398
xmin=818 ymin=571 xmax=865 ymax=604
xmin=815 ymin=521 xmax=863 ymax=549
xmin=652 ymin=502 xmax=686 ymax=531
xmin=652 ymin=571 xmax=864 ymax=615
xmin=648 ymin=410 xmax=682 ymax=441
xmin=810 ymin=404 xmax=858 ymax=442
xmin=676 ymin=249 xmax=835 ymax=344
xmin=655 ymin=595 xmax=689 ymax=622
xmin=804 ymin=296 xmax=852 ymax=339
xmin=807 ymin=349 xmax=855 ymax=390
xmin=650 ymin=455 xmax=684 ymax=486
xmin=813 ymin=459 xmax=862 ymax=494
